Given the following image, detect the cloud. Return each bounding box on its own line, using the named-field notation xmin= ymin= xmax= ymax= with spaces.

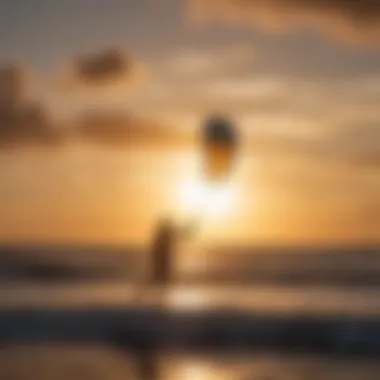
xmin=0 ymin=64 xmax=61 ymax=148
xmin=65 ymin=48 xmax=147 ymax=90
xmin=161 ymin=44 xmax=256 ymax=77
xmin=188 ymin=0 xmax=380 ymax=42
xmin=0 ymin=62 xmax=188 ymax=150
xmin=74 ymin=110 xmax=193 ymax=148
xmin=203 ymin=77 xmax=287 ymax=102
xmin=332 ymin=120 xmax=380 ymax=167
xmin=247 ymin=117 xmax=380 ymax=170
xmin=0 ymin=64 xmax=26 ymax=105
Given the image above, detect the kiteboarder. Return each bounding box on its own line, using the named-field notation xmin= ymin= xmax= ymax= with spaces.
xmin=150 ymin=217 xmax=198 ymax=288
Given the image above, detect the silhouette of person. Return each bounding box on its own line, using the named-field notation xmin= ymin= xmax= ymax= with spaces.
xmin=131 ymin=217 xmax=198 ymax=380
xmin=150 ymin=218 xmax=174 ymax=287
xmin=133 ymin=340 xmax=160 ymax=380
xmin=150 ymin=217 xmax=198 ymax=288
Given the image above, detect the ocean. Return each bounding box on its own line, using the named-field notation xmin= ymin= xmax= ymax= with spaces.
xmin=0 ymin=244 xmax=379 ymax=379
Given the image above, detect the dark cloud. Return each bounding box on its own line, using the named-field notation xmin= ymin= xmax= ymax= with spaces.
xmin=0 ymin=64 xmax=187 ymax=150
xmin=68 ymin=48 xmax=144 ymax=88
xmin=0 ymin=65 xmax=25 ymax=106
xmin=0 ymin=64 xmax=61 ymax=148
xmin=74 ymin=110 xmax=193 ymax=148
xmin=189 ymin=0 xmax=380 ymax=42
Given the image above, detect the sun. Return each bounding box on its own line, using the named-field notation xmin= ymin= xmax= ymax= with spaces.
xmin=177 ymin=176 xmax=236 ymax=222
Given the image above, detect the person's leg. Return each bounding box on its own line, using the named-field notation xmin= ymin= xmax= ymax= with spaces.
xmin=133 ymin=248 xmax=157 ymax=304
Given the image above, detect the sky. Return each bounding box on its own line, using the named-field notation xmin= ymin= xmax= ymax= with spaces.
xmin=0 ymin=0 xmax=379 ymax=245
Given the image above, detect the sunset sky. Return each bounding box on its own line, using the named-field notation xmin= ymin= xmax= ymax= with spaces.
xmin=0 ymin=0 xmax=379 ymax=245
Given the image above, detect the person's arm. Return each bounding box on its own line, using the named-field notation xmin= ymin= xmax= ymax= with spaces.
xmin=177 ymin=218 xmax=200 ymax=240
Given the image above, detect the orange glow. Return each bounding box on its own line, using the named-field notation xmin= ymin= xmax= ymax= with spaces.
xmin=177 ymin=177 xmax=236 ymax=222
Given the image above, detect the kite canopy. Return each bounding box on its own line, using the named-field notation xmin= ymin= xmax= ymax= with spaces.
xmin=203 ymin=116 xmax=237 ymax=146
xmin=201 ymin=116 xmax=238 ymax=182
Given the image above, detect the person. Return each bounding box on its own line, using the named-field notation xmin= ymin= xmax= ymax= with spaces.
xmin=131 ymin=217 xmax=198 ymax=380
xmin=150 ymin=217 xmax=198 ymax=288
